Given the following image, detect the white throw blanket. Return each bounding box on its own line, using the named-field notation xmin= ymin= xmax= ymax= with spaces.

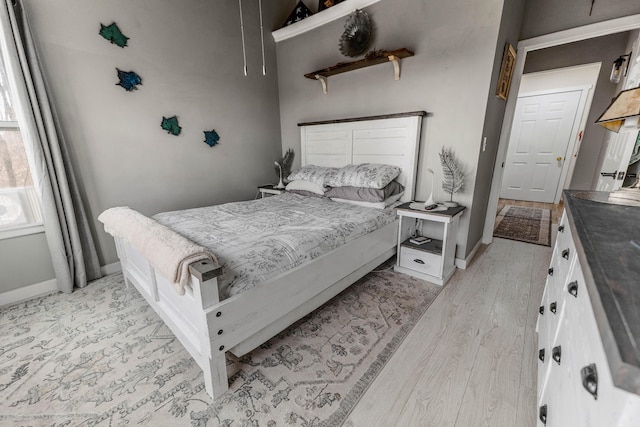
xmin=98 ymin=207 xmax=218 ymax=295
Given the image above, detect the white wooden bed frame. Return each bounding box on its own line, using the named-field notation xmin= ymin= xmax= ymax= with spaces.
xmin=111 ymin=112 xmax=425 ymax=399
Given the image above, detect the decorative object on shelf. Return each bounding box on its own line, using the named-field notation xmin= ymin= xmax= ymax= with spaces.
xmin=282 ymin=1 xmax=313 ymax=28
xmin=339 ymin=9 xmax=372 ymax=58
xmin=275 ymin=148 xmax=295 ymax=185
xmin=203 ymin=130 xmax=220 ymax=147
xmin=496 ymin=43 xmax=516 ymax=100
xmin=609 ymin=52 xmax=631 ymax=84
xmin=305 ymin=48 xmax=413 ymax=94
xmin=318 ymin=0 xmax=344 ymax=12
xmin=99 ymin=23 xmax=129 ymax=48
xmin=595 ymin=87 xmax=640 ymax=133
xmin=424 ymin=167 xmax=435 ymax=208
xmin=115 ymin=69 xmax=142 ymax=91
xmin=439 ymin=146 xmax=464 ymax=207
xmin=161 ymin=116 xmax=181 ymax=136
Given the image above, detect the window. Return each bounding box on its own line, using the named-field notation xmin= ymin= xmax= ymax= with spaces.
xmin=0 ymin=56 xmax=42 ymax=238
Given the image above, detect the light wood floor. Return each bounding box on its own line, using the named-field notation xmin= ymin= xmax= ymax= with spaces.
xmin=345 ymin=237 xmax=551 ymax=427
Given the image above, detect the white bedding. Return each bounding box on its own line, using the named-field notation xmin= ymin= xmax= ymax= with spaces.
xmin=153 ymin=192 xmax=397 ymax=299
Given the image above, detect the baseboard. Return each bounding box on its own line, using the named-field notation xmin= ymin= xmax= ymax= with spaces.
xmin=455 ymin=240 xmax=482 ymax=270
xmin=0 ymin=279 xmax=58 ymax=307
xmin=101 ymin=261 xmax=121 ymax=276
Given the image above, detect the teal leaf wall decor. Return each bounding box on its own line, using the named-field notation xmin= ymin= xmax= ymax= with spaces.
xmin=161 ymin=116 xmax=181 ymax=136
xmin=99 ymin=23 xmax=129 ymax=48
xmin=203 ymin=130 xmax=220 ymax=147
xmin=116 ymin=69 xmax=142 ymax=91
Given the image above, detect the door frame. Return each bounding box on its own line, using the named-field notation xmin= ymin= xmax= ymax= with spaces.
xmin=483 ymin=14 xmax=640 ymax=245
xmin=502 ymin=85 xmax=591 ymax=204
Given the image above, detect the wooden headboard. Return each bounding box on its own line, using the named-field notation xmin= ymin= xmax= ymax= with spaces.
xmin=298 ymin=111 xmax=426 ymax=202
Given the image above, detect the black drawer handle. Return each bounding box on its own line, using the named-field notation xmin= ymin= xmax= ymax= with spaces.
xmin=413 ymin=259 xmax=425 ymax=265
xmin=562 ymin=248 xmax=570 ymax=259
xmin=539 ymin=405 xmax=547 ymax=425
xmin=539 ymin=348 xmax=545 ymax=362
xmin=558 ymin=225 xmax=565 ymax=233
xmin=568 ymin=281 xmax=578 ymax=297
xmin=581 ymin=364 xmax=598 ymax=400
xmin=550 ymin=302 xmax=557 ymax=314
xmin=548 ymin=267 xmax=554 ymax=276
xmin=552 ymin=345 xmax=561 ymax=365
xmin=539 ymin=305 xmax=544 ymax=315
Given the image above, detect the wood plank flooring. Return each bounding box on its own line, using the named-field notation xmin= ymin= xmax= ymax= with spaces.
xmin=344 ymin=237 xmax=551 ymax=427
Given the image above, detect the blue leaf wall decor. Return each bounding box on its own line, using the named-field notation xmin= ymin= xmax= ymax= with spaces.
xmin=161 ymin=116 xmax=182 ymax=136
xmin=116 ymin=68 xmax=142 ymax=91
xmin=99 ymin=23 xmax=129 ymax=48
xmin=203 ymin=130 xmax=220 ymax=147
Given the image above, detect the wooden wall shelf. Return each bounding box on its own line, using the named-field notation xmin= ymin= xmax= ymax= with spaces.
xmin=304 ymin=48 xmax=414 ymax=94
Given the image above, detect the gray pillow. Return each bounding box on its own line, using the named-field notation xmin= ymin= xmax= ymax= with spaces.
xmin=287 ymin=165 xmax=338 ymax=186
xmin=325 ymin=180 xmax=404 ymax=202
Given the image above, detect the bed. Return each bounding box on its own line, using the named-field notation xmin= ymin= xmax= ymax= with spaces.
xmin=99 ymin=112 xmax=425 ymax=400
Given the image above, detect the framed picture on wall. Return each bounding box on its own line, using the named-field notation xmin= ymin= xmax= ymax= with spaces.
xmin=496 ymin=43 xmax=516 ymax=100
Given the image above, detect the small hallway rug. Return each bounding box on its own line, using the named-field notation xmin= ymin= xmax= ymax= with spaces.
xmin=493 ymin=204 xmax=551 ymax=246
xmin=0 ymin=259 xmax=441 ymax=427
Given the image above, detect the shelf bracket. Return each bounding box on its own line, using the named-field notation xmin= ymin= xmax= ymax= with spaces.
xmin=389 ymin=55 xmax=400 ymax=80
xmin=315 ymin=74 xmax=328 ymax=94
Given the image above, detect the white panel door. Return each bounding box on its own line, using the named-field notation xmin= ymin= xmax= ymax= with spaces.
xmin=501 ymin=90 xmax=582 ymax=203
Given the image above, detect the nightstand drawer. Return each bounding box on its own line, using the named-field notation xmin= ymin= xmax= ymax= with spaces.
xmin=399 ymin=246 xmax=441 ymax=276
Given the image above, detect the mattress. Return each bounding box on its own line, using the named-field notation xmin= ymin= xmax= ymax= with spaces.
xmin=153 ymin=192 xmax=397 ymax=299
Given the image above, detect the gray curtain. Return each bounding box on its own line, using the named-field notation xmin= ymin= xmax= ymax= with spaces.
xmin=0 ymin=0 xmax=101 ymax=292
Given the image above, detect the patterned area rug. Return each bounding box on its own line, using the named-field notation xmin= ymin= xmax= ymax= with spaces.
xmin=493 ymin=205 xmax=551 ymax=246
xmin=0 ymin=260 xmax=441 ymax=426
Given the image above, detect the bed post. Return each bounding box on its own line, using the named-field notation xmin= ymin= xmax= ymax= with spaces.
xmin=188 ymin=260 xmax=228 ymax=398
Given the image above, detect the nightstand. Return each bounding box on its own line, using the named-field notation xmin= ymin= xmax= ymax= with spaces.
xmin=258 ymin=184 xmax=286 ymax=198
xmin=394 ymin=202 xmax=465 ymax=286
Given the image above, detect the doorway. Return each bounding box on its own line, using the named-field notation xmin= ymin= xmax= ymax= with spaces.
xmin=483 ymin=15 xmax=640 ymax=244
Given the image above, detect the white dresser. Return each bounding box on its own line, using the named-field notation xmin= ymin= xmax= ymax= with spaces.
xmin=537 ymin=209 xmax=640 ymax=426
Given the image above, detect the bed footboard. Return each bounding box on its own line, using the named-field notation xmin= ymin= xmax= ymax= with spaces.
xmin=114 ymin=237 xmax=228 ymax=398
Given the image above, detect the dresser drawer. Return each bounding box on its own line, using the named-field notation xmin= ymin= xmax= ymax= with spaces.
xmin=399 ymin=246 xmax=441 ymax=277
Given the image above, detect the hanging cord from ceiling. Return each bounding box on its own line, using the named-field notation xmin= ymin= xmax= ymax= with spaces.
xmin=259 ymin=0 xmax=266 ymax=75
xmin=238 ymin=0 xmax=248 ymax=76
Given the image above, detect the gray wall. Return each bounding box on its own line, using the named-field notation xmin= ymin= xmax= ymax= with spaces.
xmin=276 ymin=0 xmax=511 ymax=258
xmin=523 ymin=32 xmax=629 ymax=190
xmin=472 ymin=0 xmax=526 ymax=254
xmin=521 ymin=0 xmax=640 ymax=40
xmin=3 ymin=0 xmax=284 ymax=290
xmin=0 ymin=233 xmax=54 ymax=291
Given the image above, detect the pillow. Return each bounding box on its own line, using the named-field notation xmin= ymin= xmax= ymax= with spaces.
xmin=331 ymin=191 xmax=404 ymax=209
xmin=285 ymin=179 xmax=326 ymax=195
xmin=286 ymin=189 xmax=325 ymax=198
xmin=287 ymin=165 xmax=338 ymax=186
xmin=325 ymin=180 xmax=404 ymax=203
xmin=326 ymin=163 xmax=401 ymax=189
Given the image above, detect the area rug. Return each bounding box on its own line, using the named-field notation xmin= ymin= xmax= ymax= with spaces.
xmin=493 ymin=204 xmax=551 ymax=246
xmin=0 ymin=260 xmax=441 ymax=427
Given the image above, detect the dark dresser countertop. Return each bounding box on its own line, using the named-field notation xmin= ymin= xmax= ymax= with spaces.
xmin=564 ymin=190 xmax=640 ymax=395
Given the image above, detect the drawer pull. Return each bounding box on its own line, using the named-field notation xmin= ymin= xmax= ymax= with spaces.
xmin=539 ymin=405 xmax=547 ymax=425
xmin=581 ymin=364 xmax=598 ymax=400
xmin=552 ymin=346 xmax=561 ymax=365
xmin=568 ymin=281 xmax=578 ymax=297
xmin=538 ymin=348 xmax=545 ymax=362
xmin=548 ymin=267 xmax=554 ymax=276
xmin=539 ymin=305 xmax=544 ymax=315
xmin=413 ymin=259 xmax=425 ymax=265
xmin=558 ymin=224 xmax=565 ymax=233
xmin=550 ymin=302 xmax=557 ymax=314
xmin=562 ymin=248 xmax=570 ymax=259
